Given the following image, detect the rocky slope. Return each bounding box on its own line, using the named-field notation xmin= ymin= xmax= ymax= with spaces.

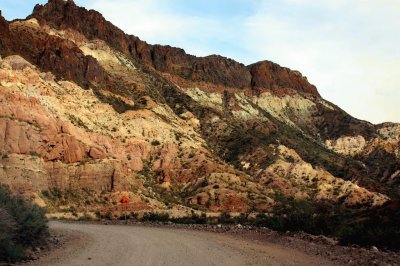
xmin=0 ymin=0 xmax=398 ymax=218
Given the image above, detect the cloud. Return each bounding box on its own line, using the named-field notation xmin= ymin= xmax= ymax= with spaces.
xmin=241 ymin=0 xmax=400 ymax=123
xmin=80 ymin=0 xmax=225 ymax=56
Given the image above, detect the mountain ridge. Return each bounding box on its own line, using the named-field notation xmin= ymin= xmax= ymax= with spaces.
xmin=0 ymin=0 xmax=399 ymax=226
xmin=30 ymin=0 xmax=320 ymax=96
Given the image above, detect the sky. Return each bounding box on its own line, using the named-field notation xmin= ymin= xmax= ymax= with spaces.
xmin=1 ymin=0 xmax=399 ymax=124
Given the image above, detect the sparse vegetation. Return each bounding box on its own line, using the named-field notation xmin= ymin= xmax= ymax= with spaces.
xmin=250 ymin=197 xmax=400 ymax=251
xmin=338 ymin=222 xmax=400 ymax=250
xmin=252 ymin=199 xmax=329 ymax=235
xmin=41 ymin=188 xmax=104 ymax=212
xmin=67 ymin=114 xmax=90 ymax=131
xmin=0 ymin=186 xmax=48 ymax=262
xmin=176 ymin=213 xmax=208 ymax=224
xmin=151 ymin=140 xmax=161 ymax=146
xmin=218 ymin=212 xmax=233 ymax=224
xmin=336 ymin=201 xmax=400 ymax=250
xmin=29 ymin=151 xmax=39 ymax=157
xmin=94 ymin=90 xmax=135 ymax=113
xmin=142 ymin=212 xmax=170 ymax=222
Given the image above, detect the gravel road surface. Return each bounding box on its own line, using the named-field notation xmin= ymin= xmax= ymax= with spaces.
xmin=27 ymin=221 xmax=330 ymax=266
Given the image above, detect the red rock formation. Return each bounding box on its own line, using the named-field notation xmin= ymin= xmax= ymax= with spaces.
xmin=32 ymin=0 xmax=131 ymax=55
xmin=248 ymin=61 xmax=319 ymax=97
xmin=89 ymin=147 xmax=105 ymax=160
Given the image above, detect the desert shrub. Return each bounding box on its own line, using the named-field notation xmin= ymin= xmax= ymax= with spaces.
xmin=233 ymin=213 xmax=248 ymax=224
xmin=218 ymin=212 xmax=234 ymax=224
xmin=142 ymin=212 xmax=170 ymax=222
xmin=129 ymin=212 xmax=139 ymax=220
xmin=251 ymin=198 xmax=400 ymax=251
xmin=0 ymin=186 xmax=48 ymax=262
xmin=151 ymin=140 xmax=161 ymax=146
xmin=172 ymin=213 xmax=207 ymax=224
xmin=0 ymin=208 xmax=24 ymax=261
xmin=338 ymin=222 xmax=400 ymax=250
xmin=336 ymin=202 xmax=400 ymax=250
xmin=94 ymin=91 xmax=134 ymax=113
xmin=253 ymin=199 xmax=334 ymax=235
xmin=41 ymin=188 xmax=96 ymax=210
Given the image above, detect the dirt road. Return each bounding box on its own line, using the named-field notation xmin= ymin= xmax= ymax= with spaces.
xmin=28 ymin=221 xmax=331 ymax=266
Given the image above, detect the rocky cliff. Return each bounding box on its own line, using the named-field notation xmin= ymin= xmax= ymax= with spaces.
xmin=0 ymin=0 xmax=398 ymax=218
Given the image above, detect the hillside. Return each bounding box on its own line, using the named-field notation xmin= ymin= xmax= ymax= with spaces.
xmin=0 ymin=0 xmax=399 ymax=226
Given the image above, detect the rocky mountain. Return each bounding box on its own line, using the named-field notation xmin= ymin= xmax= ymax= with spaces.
xmin=0 ymin=0 xmax=399 ymax=219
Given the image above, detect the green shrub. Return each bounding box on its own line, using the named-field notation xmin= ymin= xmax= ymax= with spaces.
xmin=338 ymin=222 xmax=400 ymax=249
xmin=171 ymin=213 xmax=207 ymax=224
xmin=252 ymin=199 xmax=335 ymax=235
xmin=251 ymin=198 xmax=400 ymax=251
xmin=0 ymin=207 xmax=25 ymax=261
xmin=142 ymin=212 xmax=170 ymax=222
xmin=151 ymin=140 xmax=161 ymax=146
xmin=41 ymin=188 xmax=96 ymax=211
xmin=336 ymin=203 xmax=400 ymax=250
xmin=0 ymin=186 xmax=48 ymax=262
xmin=218 ymin=212 xmax=234 ymax=224
xmin=231 ymin=213 xmax=247 ymax=224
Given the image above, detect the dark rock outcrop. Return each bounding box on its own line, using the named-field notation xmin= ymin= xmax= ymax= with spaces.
xmin=0 ymin=12 xmax=12 ymax=56
xmin=32 ymin=0 xmax=131 ymax=53
xmin=7 ymin=16 xmax=106 ymax=88
xmin=248 ymin=61 xmax=319 ymax=96
xmin=312 ymin=102 xmax=376 ymax=140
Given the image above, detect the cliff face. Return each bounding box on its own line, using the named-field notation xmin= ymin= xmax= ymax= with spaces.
xmin=248 ymin=61 xmax=318 ymax=96
xmin=0 ymin=1 xmax=398 ymax=216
